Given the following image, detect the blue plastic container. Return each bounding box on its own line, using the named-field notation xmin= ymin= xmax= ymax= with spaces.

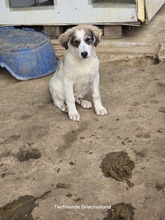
xmin=0 ymin=27 xmax=58 ymax=80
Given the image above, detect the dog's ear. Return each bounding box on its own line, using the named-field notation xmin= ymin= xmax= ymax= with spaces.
xmin=90 ymin=25 xmax=102 ymax=47
xmin=59 ymin=27 xmax=74 ymax=50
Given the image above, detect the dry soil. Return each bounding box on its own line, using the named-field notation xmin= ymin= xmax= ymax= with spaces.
xmin=0 ymin=58 xmax=165 ymax=220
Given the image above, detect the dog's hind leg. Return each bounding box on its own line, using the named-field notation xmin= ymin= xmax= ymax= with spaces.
xmin=76 ymin=98 xmax=92 ymax=109
xmin=54 ymin=100 xmax=68 ymax=112
xmin=51 ymin=92 xmax=67 ymax=112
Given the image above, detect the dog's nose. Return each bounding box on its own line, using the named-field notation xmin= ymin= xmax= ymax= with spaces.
xmin=81 ymin=51 xmax=88 ymax=58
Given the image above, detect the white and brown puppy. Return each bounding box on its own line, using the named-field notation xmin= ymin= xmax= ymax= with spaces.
xmin=49 ymin=24 xmax=107 ymax=121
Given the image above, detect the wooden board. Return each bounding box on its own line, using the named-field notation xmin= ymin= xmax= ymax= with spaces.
xmin=44 ymin=26 xmax=64 ymax=38
xmin=103 ymin=25 xmax=122 ymax=39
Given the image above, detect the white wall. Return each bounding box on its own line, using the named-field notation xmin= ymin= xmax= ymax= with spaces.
xmin=145 ymin=0 xmax=165 ymax=21
xmin=0 ymin=0 xmax=138 ymax=25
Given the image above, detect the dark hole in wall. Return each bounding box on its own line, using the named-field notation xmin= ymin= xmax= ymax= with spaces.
xmin=9 ymin=0 xmax=54 ymax=8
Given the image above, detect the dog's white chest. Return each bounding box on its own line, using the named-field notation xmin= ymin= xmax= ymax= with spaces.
xmin=64 ymin=55 xmax=98 ymax=98
xmin=73 ymin=70 xmax=94 ymax=98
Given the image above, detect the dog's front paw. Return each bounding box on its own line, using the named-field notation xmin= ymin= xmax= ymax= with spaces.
xmin=95 ymin=107 xmax=107 ymax=116
xmin=69 ymin=112 xmax=80 ymax=121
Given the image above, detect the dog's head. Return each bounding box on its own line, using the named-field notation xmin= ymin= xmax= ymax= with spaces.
xmin=59 ymin=24 xmax=102 ymax=59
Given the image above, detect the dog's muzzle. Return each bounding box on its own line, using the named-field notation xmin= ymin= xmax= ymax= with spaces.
xmin=81 ymin=51 xmax=88 ymax=59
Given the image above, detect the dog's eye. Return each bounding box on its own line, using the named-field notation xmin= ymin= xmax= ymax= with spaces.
xmin=73 ymin=39 xmax=80 ymax=47
xmin=85 ymin=37 xmax=93 ymax=45
xmin=86 ymin=37 xmax=91 ymax=42
xmin=74 ymin=40 xmax=79 ymax=44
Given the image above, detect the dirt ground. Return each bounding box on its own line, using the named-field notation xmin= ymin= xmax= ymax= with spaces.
xmin=0 ymin=55 xmax=165 ymax=219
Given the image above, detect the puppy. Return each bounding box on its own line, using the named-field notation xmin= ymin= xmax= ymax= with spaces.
xmin=49 ymin=24 xmax=107 ymax=121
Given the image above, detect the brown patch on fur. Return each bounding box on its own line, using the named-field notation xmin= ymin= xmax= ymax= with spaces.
xmin=59 ymin=24 xmax=102 ymax=49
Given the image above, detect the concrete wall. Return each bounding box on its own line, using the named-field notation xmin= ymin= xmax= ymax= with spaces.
xmin=145 ymin=0 xmax=165 ymax=21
